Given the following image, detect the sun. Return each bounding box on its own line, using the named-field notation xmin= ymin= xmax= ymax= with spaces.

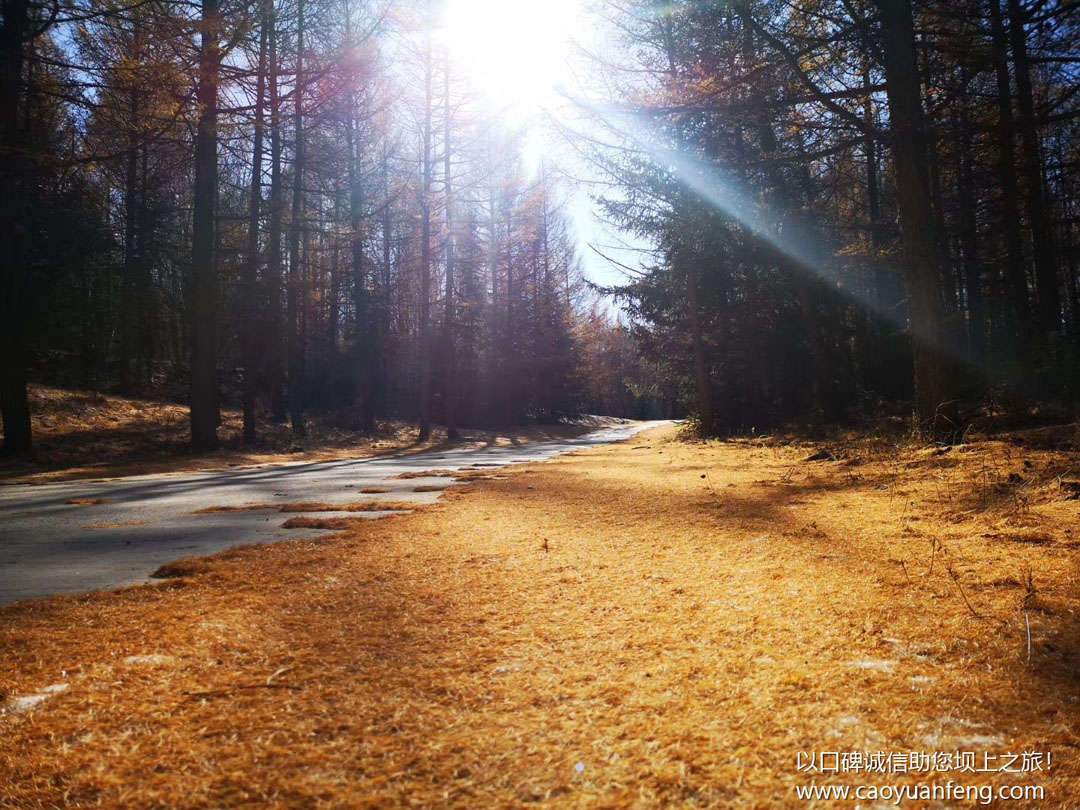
xmin=443 ymin=0 xmax=583 ymax=121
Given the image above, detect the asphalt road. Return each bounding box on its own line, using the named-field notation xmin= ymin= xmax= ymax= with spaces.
xmin=0 ymin=421 xmax=664 ymax=604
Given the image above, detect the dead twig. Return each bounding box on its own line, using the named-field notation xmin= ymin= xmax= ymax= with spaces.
xmin=945 ymin=563 xmax=1008 ymax=626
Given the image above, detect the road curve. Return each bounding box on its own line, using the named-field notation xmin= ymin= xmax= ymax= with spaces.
xmin=0 ymin=421 xmax=667 ymax=604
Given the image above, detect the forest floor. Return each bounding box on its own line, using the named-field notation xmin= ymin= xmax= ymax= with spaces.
xmin=0 ymin=385 xmax=603 ymax=485
xmin=2 ymin=422 xmax=1080 ymax=808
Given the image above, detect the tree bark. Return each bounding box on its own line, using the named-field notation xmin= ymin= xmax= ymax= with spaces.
xmin=189 ymin=0 xmax=221 ymax=452
xmin=118 ymin=16 xmax=145 ymax=394
xmin=442 ymin=45 xmax=457 ymax=440
xmin=876 ymin=0 xmax=952 ymax=433
xmin=990 ymin=0 xmax=1032 ymax=350
xmin=417 ymin=3 xmax=433 ymax=441
xmin=957 ymin=71 xmax=986 ymax=372
xmin=0 ymin=0 xmax=33 ymax=456
xmin=1007 ymin=0 xmax=1060 ymax=333
xmin=242 ymin=1 xmax=269 ymax=445
xmin=287 ymin=0 xmax=306 ymax=437
xmin=266 ymin=3 xmax=286 ymax=422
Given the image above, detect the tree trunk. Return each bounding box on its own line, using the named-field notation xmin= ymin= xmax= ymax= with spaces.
xmin=287 ymin=0 xmax=306 ymax=437
xmin=442 ymin=46 xmax=457 ymax=440
xmin=118 ymin=16 xmax=144 ymax=394
xmin=242 ymin=2 xmax=269 ymax=445
xmin=346 ymin=68 xmax=373 ymax=430
xmin=957 ymin=72 xmax=986 ymax=372
xmin=189 ymin=0 xmax=221 ymax=452
xmin=876 ymin=0 xmax=952 ymax=434
xmin=417 ymin=4 xmax=433 ymax=441
xmin=0 ymin=0 xmax=33 ymax=456
xmin=1007 ymin=0 xmax=1060 ymax=333
xmin=266 ymin=3 xmax=286 ymax=422
xmin=990 ymin=0 xmax=1032 ymax=350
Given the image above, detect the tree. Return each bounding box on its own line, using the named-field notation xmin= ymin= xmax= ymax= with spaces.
xmin=189 ymin=0 xmax=222 ymax=452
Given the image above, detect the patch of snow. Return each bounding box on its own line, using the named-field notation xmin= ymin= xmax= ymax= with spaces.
xmin=123 ymin=654 xmax=175 ymax=666
xmin=849 ymin=660 xmax=896 ymax=672
xmin=958 ymin=734 xmax=1005 ymax=748
xmin=4 ymin=682 xmax=68 ymax=715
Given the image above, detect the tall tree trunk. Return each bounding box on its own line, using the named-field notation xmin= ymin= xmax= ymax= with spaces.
xmin=189 ymin=0 xmax=221 ymax=452
xmin=118 ymin=16 xmax=143 ymax=394
xmin=266 ymin=1 xmax=286 ymax=422
xmin=136 ymin=145 xmax=153 ymax=386
xmin=442 ymin=46 xmax=457 ymax=440
xmin=287 ymin=0 xmax=306 ymax=437
xmin=957 ymin=75 xmax=986 ymax=372
xmin=379 ymin=135 xmax=392 ymax=417
xmin=503 ymin=201 xmax=514 ymax=424
xmin=417 ymin=4 xmax=433 ymax=441
xmin=242 ymin=2 xmax=269 ymax=445
xmin=864 ymin=62 xmax=888 ymax=397
xmin=990 ymin=0 xmax=1032 ymax=350
xmin=1007 ymin=0 xmax=1060 ymax=333
xmin=0 ymin=0 xmax=33 ymax=455
xmin=346 ymin=61 xmax=372 ymax=430
xmin=876 ymin=0 xmax=952 ymax=434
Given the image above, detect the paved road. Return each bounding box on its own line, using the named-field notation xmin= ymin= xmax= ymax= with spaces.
xmin=0 ymin=422 xmax=664 ymax=604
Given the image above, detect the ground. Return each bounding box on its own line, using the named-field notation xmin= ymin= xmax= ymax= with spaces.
xmin=2 ymin=423 xmax=1079 ymax=808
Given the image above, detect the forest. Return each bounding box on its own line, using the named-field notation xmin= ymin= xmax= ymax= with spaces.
xmin=578 ymin=0 xmax=1080 ymax=439
xmin=1 ymin=0 xmax=1079 ymax=450
xmin=5 ymin=2 xmax=1080 ymax=806
xmin=0 ymin=0 xmax=669 ymax=459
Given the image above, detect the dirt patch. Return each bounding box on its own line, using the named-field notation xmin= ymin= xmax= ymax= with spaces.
xmin=412 ymin=485 xmax=448 ymax=493
xmin=450 ymin=470 xmax=505 ymax=482
xmin=149 ymin=558 xmax=214 ymax=579
xmin=280 ymin=516 xmax=383 ymax=531
xmin=65 ymin=497 xmax=109 ymax=506
xmin=280 ymin=501 xmax=417 ymax=513
xmin=3 ymin=424 xmax=1077 ymax=807
xmin=392 ymin=469 xmax=456 ymax=480
xmin=191 ymin=504 xmax=277 ymax=514
xmin=359 ymin=487 xmax=390 ymax=494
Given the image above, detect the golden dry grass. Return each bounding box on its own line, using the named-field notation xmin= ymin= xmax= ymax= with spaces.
xmin=2 ymin=424 xmax=1079 ymax=808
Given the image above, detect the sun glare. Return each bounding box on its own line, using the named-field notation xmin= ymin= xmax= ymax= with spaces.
xmin=444 ymin=0 xmax=582 ymax=121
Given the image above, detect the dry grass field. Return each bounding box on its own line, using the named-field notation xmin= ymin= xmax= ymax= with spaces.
xmin=2 ymin=423 xmax=1079 ymax=808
